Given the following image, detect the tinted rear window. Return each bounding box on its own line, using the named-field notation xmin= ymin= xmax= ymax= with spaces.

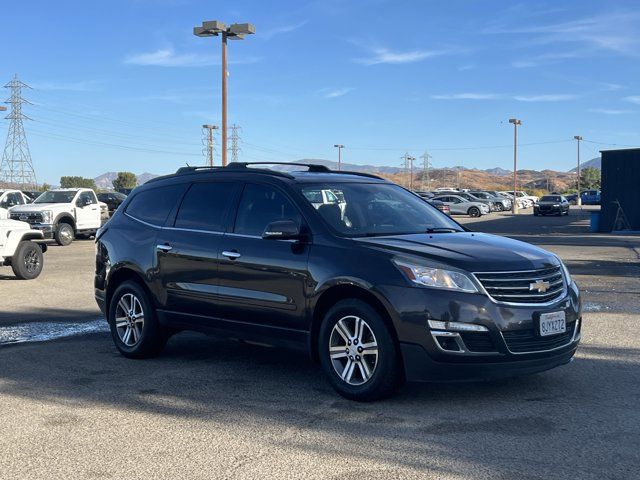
xmin=175 ymin=182 xmax=237 ymax=231
xmin=126 ymin=184 xmax=185 ymax=226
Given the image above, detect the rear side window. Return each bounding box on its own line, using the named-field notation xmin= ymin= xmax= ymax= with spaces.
xmin=234 ymin=184 xmax=301 ymax=236
xmin=175 ymin=182 xmax=237 ymax=231
xmin=126 ymin=184 xmax=185 ymax=226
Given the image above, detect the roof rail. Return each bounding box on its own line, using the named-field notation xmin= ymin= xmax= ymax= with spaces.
xmin=334 ymin=170 xmax=383 ymax=180
xmin=227 ymin=162 xmax=331 ymax=172
xmin=175 ymin=166 xmax=222 ymax=174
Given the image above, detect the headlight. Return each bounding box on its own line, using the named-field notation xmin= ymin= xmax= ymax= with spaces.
xmin=393 ymin=260 xmax=478 ymax=293
xmin=559 ymin=259 xmax=572 ymax=284
xmin=41 ymin=210 xmax=53 ymax=223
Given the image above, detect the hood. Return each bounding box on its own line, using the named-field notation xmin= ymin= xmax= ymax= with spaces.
xmin=9 ymin=203 xmax=69 ymax=213
xmin=353 ymin=232 xmax=558 ymax=273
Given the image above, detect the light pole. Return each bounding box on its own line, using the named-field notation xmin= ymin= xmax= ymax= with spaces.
xmin=406 ymin=155 xmax=416 ymax=191
xmin=574 ymin=135 xmax=583 ymax=206
xmin=333 ymin=144 xmax=344 ymax=170
xmin=194 ymin=20 xmax=255 ymax=167
xmin=509 ymin=118 xmax=522 ymax=214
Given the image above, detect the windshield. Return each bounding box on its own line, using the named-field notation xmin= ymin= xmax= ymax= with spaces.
xmin=471 ymin=192 xmax=490 ymax=199
xmin=300 ymin=183 xmax=462 ymax=237
xmin=541 ymin=196 xmax=561 ymax=202
xmin=34 ymin=191 xmax=77 ymax=204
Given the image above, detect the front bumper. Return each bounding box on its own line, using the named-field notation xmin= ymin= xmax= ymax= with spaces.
xmin=376 ymin=281 xmax=581 ymax=382
xmin=25 ymin=223 xmax=54 ymax=238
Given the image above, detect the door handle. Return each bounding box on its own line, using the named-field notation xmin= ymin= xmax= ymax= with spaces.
xmin=156 ymin=244 xmax=173 ymax=252
xmin=222 ymin=250 xmax=241 ymax=259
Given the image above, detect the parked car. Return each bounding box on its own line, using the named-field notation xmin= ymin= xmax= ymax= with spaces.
xmin=97 ymin=191 xmax=127 ymax=214
xmin=437 ymin=191 xmax=498 ymax=211
xmin=496 ymin=191 xmax=528 ymax=209
xmin=566 ymin=190 xmax=600 ymax=206
xmin=469 ymin=191 xmax=511 ymax=211
xmin=0 ymin=218 xmax=47 ymax=279
xmin=500 ymin=190 xmax=538 ymax=207
xmin=9 ymin=188 xmax=102 ymax=246
xmin=534 ymin=195 xmax=570 ymax=216
xmin=95 ymin=163 xmax=581 ymax=401
xmin=426 ymin=198 xmax=451 ymax=215
xmin=21 ymin=190 xmax=42 ymax=203
xmin=0 ymin=189 xmax=30 ymax=219
xmin=414 ymin=191 xmax=434 ymax=199
xmin=431 ymin=194 xmax=490 ymax=217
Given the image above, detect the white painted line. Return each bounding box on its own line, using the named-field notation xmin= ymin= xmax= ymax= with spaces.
xmin=0 ymin=319 xmax=109 ymax=346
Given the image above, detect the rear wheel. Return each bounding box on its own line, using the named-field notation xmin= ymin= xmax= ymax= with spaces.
xmin=11 ymin=241 xmax=43 ymax=280
xmin=318 ymin=299 xmax=402 ymax=401
xmin=468 ymin=207 xmax=481 ymax=217
xmin=496 ymin=203 xmax=504 ymax=211
xmin=108 ymin=281 xmax=167 ymax=358
xmin=54 ymin=222 xmax=74 ymax=246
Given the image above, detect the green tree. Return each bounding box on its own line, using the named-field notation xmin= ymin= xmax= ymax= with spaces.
xmin=60 ymin=176 xmax=97 ymax=190
xmin=112 ymin=171 xmax=137 ymax=191
xmin=40 ymin=183 xmax=51 ymax=191
xmin=580 ymin=167 xmax=601 ymax=190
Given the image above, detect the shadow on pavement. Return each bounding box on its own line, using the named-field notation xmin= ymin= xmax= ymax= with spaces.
xmin=0 ymin=330 xmax=638 ymax=479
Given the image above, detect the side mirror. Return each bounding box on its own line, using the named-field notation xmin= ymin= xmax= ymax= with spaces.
xmin=262 ymin=219 xmax=301 ymax=240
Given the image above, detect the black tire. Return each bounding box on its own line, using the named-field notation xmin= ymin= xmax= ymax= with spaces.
xmin=468 ymin=207 xmax=481 ymax=217
xmin=108 ymin=280 xmax=167 ymax=359
xmin=54 ymin=222 xmax=74 ymax=246
xmin=11 ymin=241 xmax=43 ymax=280
xmin=318 ymin=299 xmax=402 ymax=401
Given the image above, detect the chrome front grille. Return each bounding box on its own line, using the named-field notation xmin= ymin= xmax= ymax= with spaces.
xmin=10 ymin=212 xmax=43 ymax=224
xmin=474 ymin=266 xmax=565 ymax=304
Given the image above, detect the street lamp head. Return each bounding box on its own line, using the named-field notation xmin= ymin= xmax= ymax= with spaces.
xmin=574 ymin=135 xmax=583 ymax=141
xmin=508 ymin=118 xmax=522 ymax=125
xmin=334 ymin=144 xmax=344 ymax=148
xmin=194 ymin=20 xmax=227 ymax=37
xmin=228 ymin=23 xmax=256 ymax=36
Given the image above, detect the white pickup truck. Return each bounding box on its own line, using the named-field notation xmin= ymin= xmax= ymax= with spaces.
xmin=9 ymin=188 xmax=102 ymax=246
xmin=0 ymin=219 xmax=46 ymax=279
xmin=0 ymin=189 xmax=30 ymax=219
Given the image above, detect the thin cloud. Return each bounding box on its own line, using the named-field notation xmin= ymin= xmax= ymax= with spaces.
xmin=431 ymin=93 xmax=577 ymax=102
xmin=514 ymin=94 xmax=577 ymax=102
xmin=355 ymin=47 xmax=449 ymax=66
xmin=318 ymin=87 xmax=353 ymax=99
xmin=588 ymin=108 xmax=635 ymax=115
xmin=125 ymin=47 xmax=260 ymax=67
xmin=624 ymin=96 xmax=640 ymax=105
xmin=262 ymin=21 xmax=307 ymax=40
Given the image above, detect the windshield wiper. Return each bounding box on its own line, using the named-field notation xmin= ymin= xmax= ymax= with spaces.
xmin=425 ymin=227 xmax=460 ymax=233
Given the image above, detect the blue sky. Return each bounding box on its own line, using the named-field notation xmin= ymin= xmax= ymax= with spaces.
xmin=2 ymin=0 xmax=640 ymax=183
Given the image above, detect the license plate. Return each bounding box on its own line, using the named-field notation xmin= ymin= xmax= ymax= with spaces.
xmin=539 ymin=311 xmax=566 ymax=337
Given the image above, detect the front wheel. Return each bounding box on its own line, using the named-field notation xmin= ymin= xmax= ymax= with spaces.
xmin=468 ymin=207 xmax=481 ymax=217
xmin=318 ymin=299 xmax=402 ymax=401
xmin=11 ymin=241 xmax=43 ymax=279
xmin=54 ymin=223 xmax=74 ymax=246
xmin=108 ymin=281 xmax=167 ymax=358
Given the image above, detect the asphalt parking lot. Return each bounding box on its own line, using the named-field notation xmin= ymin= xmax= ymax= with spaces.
xmin=1 ymin=207 xmax=639 ymax=479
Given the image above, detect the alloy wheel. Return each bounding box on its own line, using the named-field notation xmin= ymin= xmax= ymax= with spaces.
xmin=24 ymin=249 xmax=40 ymax=273
xmin=114 ymin=293 xmax=145 ymax=347
xmin=329 ymin=315 xmax=378 ymax=385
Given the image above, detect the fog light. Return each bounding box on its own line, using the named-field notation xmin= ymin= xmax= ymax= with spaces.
xmin=428 ymin=320 xmax=488 ymax=332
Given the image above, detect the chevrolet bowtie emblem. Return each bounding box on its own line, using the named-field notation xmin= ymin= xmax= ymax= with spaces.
xmin=529 ymin=279 xmax=551 ymax=293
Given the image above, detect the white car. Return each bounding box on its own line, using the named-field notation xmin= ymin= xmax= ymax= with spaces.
xmin=500 ymin=191 xmax=537 ymax=207
xmin=432 ymin=194 xmax=491 ymax=217
xmin=0 ymin=218 xmax=46 ymax=279
xmin=0 ymin=189 xmax=30 ymax=219
xmin=9 ymin=188 xmax=103 ymax=246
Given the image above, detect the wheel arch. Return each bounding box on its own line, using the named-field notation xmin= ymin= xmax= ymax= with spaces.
xmin=309 ymin=283 xmax=402 ymax=365
xmin=105 ymin=266 xmax=152 ymax=319
xmin=55 ymin=213 xmax=76 ymax=231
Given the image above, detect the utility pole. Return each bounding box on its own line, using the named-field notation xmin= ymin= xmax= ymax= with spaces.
xmin=202 ymin=124 xmax=218 ymax=166
xmin=420 ymin=150 xmax=432 ymax=190
xmin=333 ymin=144 xmax=344 ymax=170
xmin=194 ymin=21 xmax=255 ymax=167
xmin=401 ymin=153 xmax=416 ymax=190
xmin=0 ymin=75 xmax=36 ymax=188
xmin=456 ymin=167 xmax=462 ymax=190
xmin=574 ymin=135 xmax=583 ymax=206
xmin=229 ymin=124 xmax=241 ymax=163
xmin=508 ymin=118 xmax=522 ymax=214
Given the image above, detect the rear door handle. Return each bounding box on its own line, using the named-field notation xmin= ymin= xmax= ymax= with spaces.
xmin=222 ymin=250 xmax=241 ymax=259
xmin=156 ymin=244 xmax=173 ymax=252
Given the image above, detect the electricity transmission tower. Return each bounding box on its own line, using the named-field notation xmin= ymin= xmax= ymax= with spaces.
xmin=202 ymin=124 xmax=218 ymax=166
xmin=229 ymin=124 xmax=241 ymax=163
xmin=401 ymin=153 xmax=415 ymax=190
xmin=420 ymin=150 xmax=432 ymax=190
xmin=0 ymin=75 xmax=36 ymax=188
